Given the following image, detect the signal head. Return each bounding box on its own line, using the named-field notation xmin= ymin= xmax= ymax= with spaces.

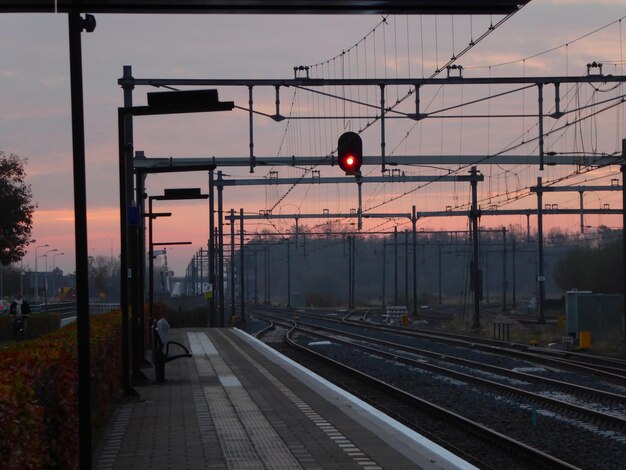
xmin=337 ymin=131 xmax=363 ymax=176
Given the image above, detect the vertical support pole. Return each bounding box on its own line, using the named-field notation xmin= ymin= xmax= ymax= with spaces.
xmin=579 ymin=191 xmax=585 ymax=234
xmin=295 ymin=217 xmax=299 ymax=249
xmin=136 ymin=169 xmax=146 ymax=361
xmin=526 ymin=214 xmax=531 ymax=242
xmin=404 ymin=230 xmax=409 ymax=307
xmin=412 ymin=206 xmax=418 ymax=317
xmin=438 ymin=243 xmax=442 ymax=305
xmin=347 ymin=236 xmax=352 ymax=308
xmin=394 ymin=226 xmax=398 ymax=305
xmin=382 ymin=239 xmax=386 ymax=307
xmin=129 ymin=205 xmax=141 ymax=380
xmin=248 ymin=86 xmax=255 ymax=173
xmin=470 ymin=167 xmax=481 ymax=329
xmin=512 ymin=238 xmax=517 ymax=308
xmin=274 ymin=85 xmax=281 ymax=116
xmin=502 ymin=226 xmax=507 ymax=311
xmin=352 ymin=235 xmax=356 ymax=308
xmin=263 ymin=246 xmax=268 ymax=304
xmin=537 ymin=177 xmax=546 ymax=324
xmin=217 ymin=171 xmax=225 ymax=327
xmin=230 ymin=209 xmax=235 ymax=320
xmin=538 ymin=83 xmax=545 ymax=171
xmin=199 ymin=248 xmax=203 ymax=296
xmin=414 ymin=85 xmax=420 ymax=117
xmin=69 ymin=12 xmax=93 ymax=468
xmin=267 ymin=245 xmax=272 ymax=304
xmin=554 ymin=82 xmax=561 ymax=116
xmin=621 ymin=151 xmax=626 ymax=340
xmin=357 ymin=179 xmax=363 ymax=230
xmin=380 ymin=84 xmax=386 ymax=173
xmin=208 ymin=169 xmax=216 ymax=327
xmin=148 ymin=197 xmax=154 ymax=345
xmin=239 ymin=209 xmax=245 ymax=322
xmin=254 ymin=248 xmax=258 ymax=304
xmin=286 ymin=237 xmax=291 ymax=308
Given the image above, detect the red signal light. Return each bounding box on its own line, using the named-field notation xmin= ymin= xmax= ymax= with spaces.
xmin=337 ymin=132 xmax=363 ymax=175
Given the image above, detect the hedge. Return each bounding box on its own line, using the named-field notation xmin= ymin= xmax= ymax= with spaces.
xmin=0 ymin=313 xmax=61 ymax=341
xmin=0 ymin=310 xmax=122 ymax=470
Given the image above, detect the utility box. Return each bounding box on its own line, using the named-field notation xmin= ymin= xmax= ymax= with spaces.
xmin=290 ymin=292 xmax=305 ymax=309
xmin=579 ymin=331 xmax=592 ymax=349
xmin=566 ymin=291 xmax=623 ymax=342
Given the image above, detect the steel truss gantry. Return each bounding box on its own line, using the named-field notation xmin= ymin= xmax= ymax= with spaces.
xmin=125 ymin=72 xmax=626 ymax=173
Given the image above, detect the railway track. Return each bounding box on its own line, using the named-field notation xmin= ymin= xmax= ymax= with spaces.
xmin=247 ymin=305 xmax=626 ymax=469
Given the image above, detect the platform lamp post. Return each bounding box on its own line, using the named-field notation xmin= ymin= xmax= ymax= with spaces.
xmin=34 ymin=243 xmax=49 ymax=302
xmin=52 ymin=252 xmax=65 ymax=302
xmin=43 ymin=248 xmax=58 ymax=310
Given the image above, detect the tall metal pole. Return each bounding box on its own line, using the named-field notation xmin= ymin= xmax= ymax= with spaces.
xmin=382 ymin=239 xmax=386 ymax=307
xmin=199 ymin=248 xmax=204 ymax=295
xmin=217 ymin=172 xmax=225 ymax=326
xmin=229 ymin=210 xmax=235 ymax=320
xmin=512 ymin=238 xmax=517 ymax=308
xmin=538 ymin=83 xmax=545 ymax=170
xmin=394 ymin=226 xmax=398 ymax=305
xmin=352 ymin=235 xmax=357 ymax=308
xmin=438 ymin=243 xmax=442 ymax=305
xmin=148 ymin=197 xmax=154 ymax=335
xmin=267 ymin=245 xmax=272 ymax=304
xmin=239 ymin=208 xmax=245 ymax=322
xmin=118 ymin=64 xmax=138 ymax=397
xmin=470 ymin=167 xmax=481 ymax=329
xmin=579 ymin=191 xmax=585 ymax=234
xmin=380 ymin=85 xmax=386 ymax=172
xmin=502 ymin=227 xmax=507 ymax=311
xmin=412 ymin=206 xmax=418 ymax=317
xmin=404 ymin=230 xmax=409 ymax=308
xmin=263 ymin=247 xmax=268 ymax=304
xmin=254 ymin=248 xmax=258 ymax=304
xmin=208 ymin=169 xmax=216 ymax=327
xmin=620 ymin=190 xmax=626 ymax=343
xmin=136 ymin=170 xmax=146 ymax=362
xmin=34 ymin=244 xmax=48 ymax=302
xmin=537 ymin=177 xmax=546 ymax=323
xmin=347 ymin=236 xmax=352 ymax=308
xmin=69 ymin=12 xmax=93 ymax=469
xmin=286 ymin=237 xmax=292 ymax=308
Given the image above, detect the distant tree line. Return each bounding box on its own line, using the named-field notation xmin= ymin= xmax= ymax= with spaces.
xmin=553 ymin=236 xmax=622 ymax=294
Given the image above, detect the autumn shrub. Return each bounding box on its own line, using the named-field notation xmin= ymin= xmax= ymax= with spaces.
xmin=0 ymin=309 xmax=122 ymax=469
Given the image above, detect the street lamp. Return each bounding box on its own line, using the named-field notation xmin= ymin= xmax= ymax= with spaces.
xmin=52 ymin=252 xmax=65 ymax=270
xmin=34 ymin=243 xmax=49 ymax=301
xmin=43 ymin=248 xmax=58 ymax=308
xmin=52 ymin=252 xmax=65 ymax=301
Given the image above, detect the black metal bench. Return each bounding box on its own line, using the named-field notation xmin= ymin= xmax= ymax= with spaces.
xmin=153 ymin=318 xmax=192 ymax=383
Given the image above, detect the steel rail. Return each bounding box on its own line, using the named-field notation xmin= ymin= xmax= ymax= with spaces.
xmin=280 ymin=321 xmax=581 ymax=470
xmin=286 ymin=321 xmax=626 ymax=430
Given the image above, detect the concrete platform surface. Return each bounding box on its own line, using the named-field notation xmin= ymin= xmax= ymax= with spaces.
xmin=94 ymin=327 xmax=474 ymax=470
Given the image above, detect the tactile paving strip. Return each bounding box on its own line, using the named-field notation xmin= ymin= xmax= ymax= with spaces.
xmin=188 ymin=332 xmax=303 ymax=470
xmin=96 ymin=403 xmax=133 ymax=470
xmin=219 ymin=330 xmax=383 ymax=470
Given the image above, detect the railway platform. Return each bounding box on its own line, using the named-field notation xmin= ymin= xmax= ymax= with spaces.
xmin=94 ymin=327 xmax=473 ymax=470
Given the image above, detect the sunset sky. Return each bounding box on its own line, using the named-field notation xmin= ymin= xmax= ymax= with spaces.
xmin=1 ymin=1 xmax=625 ymax=277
